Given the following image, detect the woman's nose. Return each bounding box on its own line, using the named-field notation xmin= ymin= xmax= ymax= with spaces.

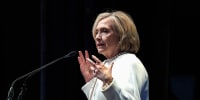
xmin=95 ymin=33 xmax=102 ymax=40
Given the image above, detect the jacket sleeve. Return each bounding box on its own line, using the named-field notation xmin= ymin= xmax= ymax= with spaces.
xmin=81 ymin=78 xmax=98 ymax=99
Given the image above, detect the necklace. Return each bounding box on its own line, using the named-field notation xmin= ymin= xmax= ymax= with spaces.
xmin=104 ymin=52 xmax=127 ymax=63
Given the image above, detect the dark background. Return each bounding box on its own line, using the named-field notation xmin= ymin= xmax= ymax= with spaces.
xmin=1 ymin=0 xmax=199 ymax=100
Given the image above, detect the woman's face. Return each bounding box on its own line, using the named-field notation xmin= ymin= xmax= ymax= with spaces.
xmin=94 ymin=17 xmax=120 ymax=58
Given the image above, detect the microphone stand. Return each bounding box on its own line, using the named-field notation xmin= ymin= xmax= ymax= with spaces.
xmin=17 ymin=81 xmax=27 ymax=100
xmin=6 ymin=51 xmax=77 ymax=100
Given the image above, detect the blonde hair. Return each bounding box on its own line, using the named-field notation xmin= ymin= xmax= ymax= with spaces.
xmin=92 ymin=10 xmax=140 ymax=53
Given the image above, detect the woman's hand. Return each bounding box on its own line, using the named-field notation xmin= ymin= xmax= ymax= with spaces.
xmin=86 ymin=55 xmax=114 ymax=84
xmin=78 ymin=50 xmax=95 ymax=82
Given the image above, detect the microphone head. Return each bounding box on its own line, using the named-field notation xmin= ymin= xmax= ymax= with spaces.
xmin=64 ymin=51 xmax=77 ymax=58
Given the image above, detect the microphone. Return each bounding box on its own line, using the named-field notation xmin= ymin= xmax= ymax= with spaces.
xmin=6 ymin=51 xmax=77 ymax=100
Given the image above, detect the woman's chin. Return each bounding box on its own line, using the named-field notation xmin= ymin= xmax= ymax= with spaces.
xmin=97 ymin=49 xmax=105 ymax=54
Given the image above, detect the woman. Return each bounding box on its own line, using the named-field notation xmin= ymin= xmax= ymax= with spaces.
xmin=78 ymin=10 xmax=149 ymax=100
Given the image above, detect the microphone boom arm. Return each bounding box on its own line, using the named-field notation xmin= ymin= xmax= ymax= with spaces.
xmin=6 ymin=51 xmax=77 ymax=100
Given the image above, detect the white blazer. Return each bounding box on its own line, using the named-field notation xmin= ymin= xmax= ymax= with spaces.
xmin=82 ymin=53 xmax=149 ymax=100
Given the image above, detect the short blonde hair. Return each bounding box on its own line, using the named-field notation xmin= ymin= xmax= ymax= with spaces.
xmin=92 ymin=10 xmax=140 ymax=53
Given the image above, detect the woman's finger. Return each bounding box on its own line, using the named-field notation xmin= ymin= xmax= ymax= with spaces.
xmin=86 ymin=58 xmax=96 ymax=66
xmin=91 ymin=55 xmax=102 ymax=64
xmin=78 ymin=51 xmax=85 ymax=62
xmin=85 ymin=50 xmax=89 ymax=58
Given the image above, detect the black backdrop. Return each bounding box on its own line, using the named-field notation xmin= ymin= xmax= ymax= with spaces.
xmin=1 ymin=0 xmax=199 ymax=100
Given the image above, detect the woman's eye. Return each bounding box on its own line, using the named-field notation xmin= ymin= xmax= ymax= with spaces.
xmin=102 ymin=29 xmax=108 ymax=33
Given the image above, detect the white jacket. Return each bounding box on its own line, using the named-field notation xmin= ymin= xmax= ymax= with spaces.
xmin=82 ymin=53 xmax=149 ymax=100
